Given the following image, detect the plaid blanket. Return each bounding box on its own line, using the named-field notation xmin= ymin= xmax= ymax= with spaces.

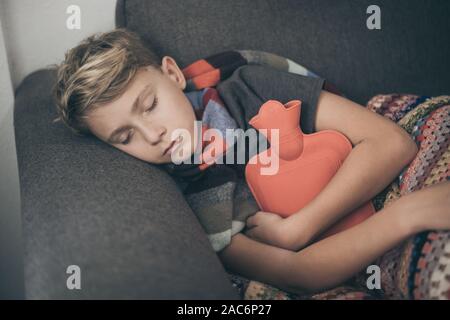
xmin=165 ymin=49 xmax=339 ymax=180
xmin=182 ymin=50 xmax=340 ymax=94
xmin=163 ymin=50 xmax=331 ymax=252
xmin=228 ymin=94 xmax=450 ymax=300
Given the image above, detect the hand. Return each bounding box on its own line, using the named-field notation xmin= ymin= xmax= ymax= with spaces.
xmin=244 ymin=211 xmax=295 ymax=250
xmin=394 ymin=180 xmax=450 ymax=234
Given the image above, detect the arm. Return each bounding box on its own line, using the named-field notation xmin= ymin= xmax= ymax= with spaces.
xmin=221 ymin=195 xmax=415 ymax=293
xmin=221 ymin=180 xmax=450 ymax=294
xmin=284 ymin=90 xmax=418 ymax=250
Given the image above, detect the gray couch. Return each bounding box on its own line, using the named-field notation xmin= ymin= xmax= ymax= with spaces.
xmin=13 ymin=0 xmax=450 ymax=299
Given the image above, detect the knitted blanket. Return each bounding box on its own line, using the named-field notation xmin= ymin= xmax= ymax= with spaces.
xmin=228 ymin=94 xmax=450 ymax=300
xmin=367 ymin=94 xmax=450 ymax=300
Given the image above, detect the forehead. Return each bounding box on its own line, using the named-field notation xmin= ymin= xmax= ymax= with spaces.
xmin=85 ymin=68 xmax=159 ymax=135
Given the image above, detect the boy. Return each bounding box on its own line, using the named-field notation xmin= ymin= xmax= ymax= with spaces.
xmin=54 ymin=29 xmax=450 ymax=294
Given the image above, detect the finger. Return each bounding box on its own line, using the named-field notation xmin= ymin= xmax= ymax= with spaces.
xmin=245 ymin=227 xmax=256 ymax=239
xmin=259 ymin=211 xmax=275 ymax=218
xmin=247 ymin=212 xmax=272 ymax=229
xmin=246 ymin=215 xmax=256 ymax=228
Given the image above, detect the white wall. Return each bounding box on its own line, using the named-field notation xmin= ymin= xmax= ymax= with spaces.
xmin=0 ymin=6 xmax=23 ymax=298
xmin=1 ymin=0 xmax=117 ymax=89
xmin=0 ymin=0 xmax=117 ymax=299
xmin=0 ymin=8 xmax=13 ymax=123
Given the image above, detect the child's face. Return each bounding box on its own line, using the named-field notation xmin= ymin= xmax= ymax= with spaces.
xmin=85 ymin=56 xmax=198 ymax=164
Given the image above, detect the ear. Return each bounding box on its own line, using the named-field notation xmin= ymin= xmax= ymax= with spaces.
xmin=161 ymin=56 xmax=186 ymax=90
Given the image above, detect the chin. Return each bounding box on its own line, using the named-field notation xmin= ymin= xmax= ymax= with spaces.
xmin=171 ymin=144 xmax=194 ymax=163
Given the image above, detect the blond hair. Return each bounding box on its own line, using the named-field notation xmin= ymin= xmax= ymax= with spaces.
xmin=53 ymin=28 xmax=161 ymax=136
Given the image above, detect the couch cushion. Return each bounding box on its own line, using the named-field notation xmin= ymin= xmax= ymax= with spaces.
xmin=116 ymin=0 xmax=450 ymax=105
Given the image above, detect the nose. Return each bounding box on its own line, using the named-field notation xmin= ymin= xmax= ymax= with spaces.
xmin=141 ymin=124 xmax=166 ymax=145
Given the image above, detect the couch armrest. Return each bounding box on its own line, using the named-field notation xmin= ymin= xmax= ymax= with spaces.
xmin=14 ymin=69 xmax=239 ymax=299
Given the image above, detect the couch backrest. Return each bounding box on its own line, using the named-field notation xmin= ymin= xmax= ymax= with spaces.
xmin=116 ymin=0 xmax=450 ymax=104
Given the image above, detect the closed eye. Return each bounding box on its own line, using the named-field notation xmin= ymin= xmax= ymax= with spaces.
xmin=146 ymin=96 xmax=158 ymax=112
xmin=121 ymin=129 xmax=134 ymax=145
xmin=121 ymin=96 xmax=158 ymax=145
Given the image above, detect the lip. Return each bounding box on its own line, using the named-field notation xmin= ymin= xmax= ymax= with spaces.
xmin=163 ymin=136 xmax=182 ymax=156
xmin=163 ymin=140 xmax=176 ymax=156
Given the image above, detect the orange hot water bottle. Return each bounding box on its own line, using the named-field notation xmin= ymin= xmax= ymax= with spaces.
xmin=245 ymin=100 xmax=375 ymax=240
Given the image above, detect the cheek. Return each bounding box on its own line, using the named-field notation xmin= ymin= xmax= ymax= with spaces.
xmin=118 ymin=142 xmax=161 ymax=163
xmin=118 ymin=145 xmax=142 ymax=160
xmin=182 ymin=100 xmax=197 ymax=123
xmin=171 ymin=102 xmax=196 ymax=128
xmin=159 ymin=89 xmax=196 ymax=130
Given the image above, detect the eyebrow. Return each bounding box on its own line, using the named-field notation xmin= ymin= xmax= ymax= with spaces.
xmin=107 ymin=84 xmax=153 ymax=144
